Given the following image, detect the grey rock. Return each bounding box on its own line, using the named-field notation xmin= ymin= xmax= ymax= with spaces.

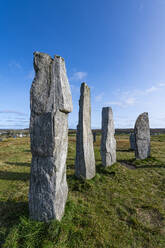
xmin=29 ymin=52 xmax=72 ymax=222
xmin=129 ymin=133 xmax=135 ymax=150
xmin=100 ymin=107 xmax=116 ymax=167
xmin=75 ymin=83 xmax=96 ymax=179
xmin=93 ymin=131 xmax=96 ymax=143
xmin=134 ymin=112 xmax=150 ymax=159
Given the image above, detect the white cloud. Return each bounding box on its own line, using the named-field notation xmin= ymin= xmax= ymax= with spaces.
xmin=125 ymin=97 xmax=136 ymax=106
xmin=70 ymin=71 xmax=87 ymax=82
xmin=159 ymin=83 xmax=165 ymax=87
xmin=104 ymin=82 xmax=165 ymax=110
xmin=149 ymin=115 xmax=165 ymax=128
xmin=0 ymin=110 xmax=29 ymax=129
xmin=105 ymin=97 xmax=136 ymax=108
xmin=101 ymin=81 xmax=165 ymax=127
xmin=115 ymin=116 xmax=135 ymax=128
xmin=0 ymin=110 xmax=27 ymax=116
xmin=145 ymin=86 xmax=158 ymax=93
xmin=104 ymin=81 xmax=164 ymax=110
xmin=105 ymin=101 xmax=123 ymax=107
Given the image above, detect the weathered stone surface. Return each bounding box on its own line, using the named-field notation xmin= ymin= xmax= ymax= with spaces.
xmin=100 ymin=107 xmax=116 ymax=167
xmin=29 ymin=52 xmax=72 ymax=222
xmin=75 ymin=83 xmax=95 ymax=179
xmin=129 ymin=133 xmax=135 ymax=150
xmin=134 ymin=112 xmax=150 ymax=159
xmin=93 ymin=131 xmax=96 ymax=143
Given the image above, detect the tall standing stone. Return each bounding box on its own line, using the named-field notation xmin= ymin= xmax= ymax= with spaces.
xmin=100 ymin=107 xmax=116 ymax=167
xmin=75 ymin=83 xmax=95 ymax=179
xmin=29 ymin=52 xmax=73 ymax=222
xmin=93 ymin=131 xmax=97 ymax=143
xmin=134 ymin=112 xmax=150 ymax=159
xmin=129 ymin=133 xmax=135 ymax=150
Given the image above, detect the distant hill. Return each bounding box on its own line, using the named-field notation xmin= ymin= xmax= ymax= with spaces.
xmin=70 ymin=128 xmax=165 ymax=135
xmin=0 ymin=128 xmax=165 ymax=136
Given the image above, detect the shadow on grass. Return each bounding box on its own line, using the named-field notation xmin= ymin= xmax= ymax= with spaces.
xmin=118 ymin=159 xmax=135 ymax=165
xmin=0 ymin=171 xmax=30 ymax=181
xmin=67 ymin=174 xmax=98 ymax=192
xmin=94 ymin=157 xmax=101 ymax=163
xmin=96 ymin=164 xmax=116 ymax=176
xmin=117 ymin=149 xmax=133 ymax=152
xmin=0 ymin=200 xmax=28 ymax=225
xmin=118 ymin=158 xmax=134 ymax=163
xmin=118 ymin=158 xmax=165 ymax=169
xmin=66 ymin=158 xmax=75 ymax=167
xmin=0 ymin=200 xmax=28 ymax=246
xmin=67 ymin=174 xmax=86 ymax=192
xmin=136 ymin=164 xmax=165 ymax=169
xmin=23 ymin=149 xmax=31 ymax=153
xmin=5 ymin=161 xmax=31 ymax=167
xmin=67 ymin=174 xmax=77 ymax=181
xmin=67 ymin=164 xmax=116 ymax=181
xmin=118 ymin=160 xmax=137 ymax=170
xmin=67 ymin=158 xmax=75 ymax=161
xmin=67 ymin=163 xmax=75 ymax=169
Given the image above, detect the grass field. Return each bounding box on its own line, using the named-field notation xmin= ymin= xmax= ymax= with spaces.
xmin=0 ymin=134 xmax=165 ymax=248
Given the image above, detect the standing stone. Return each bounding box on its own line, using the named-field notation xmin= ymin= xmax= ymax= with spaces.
xmin=129 ymin=133 xmax=135 ymax=150
xmin=100 ymin=107 xmax=116 ymax=167
xmin=29 ymin=52 xmax=73 ymax=222
xmin=93 ymin=131 xmax=96 ymax=143
xmin=134 ymin=112 xmax=150 ymax=159
xmin=75 ymin=83 xmax=95 ymax=179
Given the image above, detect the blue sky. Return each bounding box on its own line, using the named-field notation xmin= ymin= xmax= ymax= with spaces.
xmin=0 ymin=0 xmax=165 ymax=129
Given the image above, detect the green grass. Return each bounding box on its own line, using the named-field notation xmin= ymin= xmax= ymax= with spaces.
xmin=0 ymin=135 xmax=165 ymax=248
